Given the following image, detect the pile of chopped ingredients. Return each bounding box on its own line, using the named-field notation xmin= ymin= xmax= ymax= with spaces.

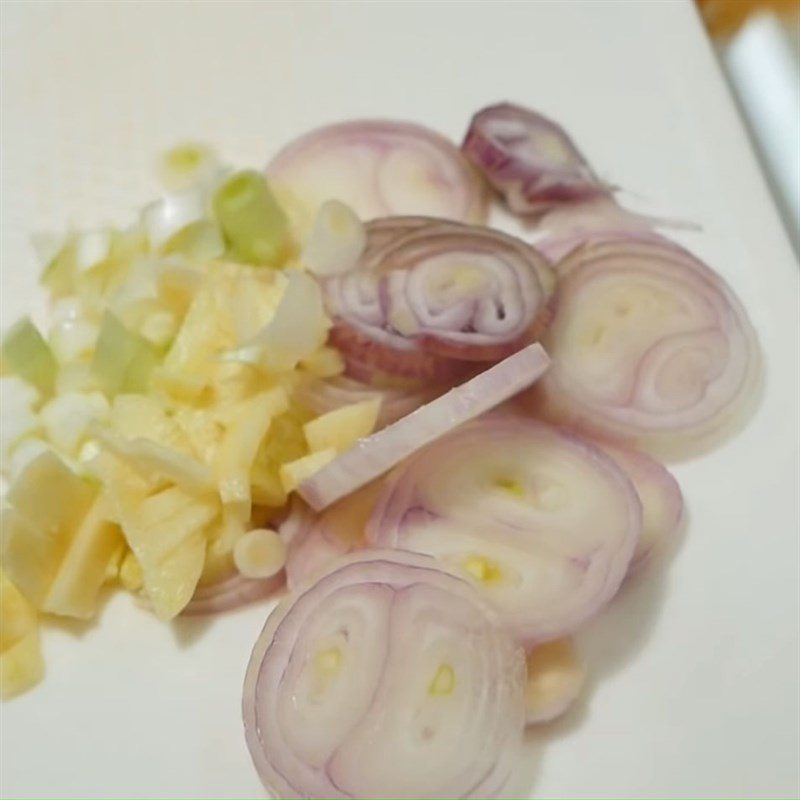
xmin=0 ymin=102 xmax=760 ymax=799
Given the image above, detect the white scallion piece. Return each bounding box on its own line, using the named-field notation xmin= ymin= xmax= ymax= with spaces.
xmin=233 ymin=528 xmax=286 ymax=579
xmin=301 ymin=200 xmax=366 ymax=277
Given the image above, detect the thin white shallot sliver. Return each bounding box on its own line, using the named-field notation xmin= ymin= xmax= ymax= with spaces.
xmin=298 ymin=342 xmax=550 ymax=510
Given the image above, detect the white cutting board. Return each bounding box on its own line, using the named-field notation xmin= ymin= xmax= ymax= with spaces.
xmin=1 ymin=2 xmax=798 ymax=798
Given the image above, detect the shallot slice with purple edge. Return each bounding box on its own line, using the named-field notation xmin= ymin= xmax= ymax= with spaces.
xmin=591 ymin=440 xmax=683 ymax=569
xmin=298 ymin=342 xmax=550 ymax=511
xmin=324 ymin=217 xmax=554 ymax=378
xmin=366 ymin=416 xmax=641 ymax=644
xmin=530 ymin=236 xmax=761 ymax=457
xmin=275 ymin=496 xmax=316 ymax=548
xmin=524 ymin=638 xmax=586 ymax=725
xmin=182 ymin=570 xmax=283 ymax=616
xmin=461 ymin=103 xmax=610 ymax=216
xmin=359 ymin=214 xmax=433 ymax=261
xmin=327 ymin=319 xmax=471 ymax=383
xmin=266 ymin=120 xmax=487 ymax=224
xmin=242 ymin=550 xmax=526 ymax=799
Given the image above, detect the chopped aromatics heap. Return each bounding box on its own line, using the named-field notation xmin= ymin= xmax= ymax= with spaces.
xmin=0 ymin=143 xmax=373 ymax=667
xmin=462 ymin=102 xmax=609 ymax=216
xmin=532 ymin=236 xmax=761 ymax=456
xmin=367 ymin=416 xmax=641 ymax=643
xmin=266 ymin=119 xmax=487 ymax=228
xmin=298 ymin=343 xmax=551 ymax=511
xmin=243 ymin=550 xmax=526 ymax=799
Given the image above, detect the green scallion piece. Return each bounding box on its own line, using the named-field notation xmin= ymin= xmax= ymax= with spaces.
xmin=91 ymin=312 xmax=159 ymax=397
xmin=213 ymin=170 xmax=292 ymax=266
xmin=1 ymin=317 xmax=58 ymax=396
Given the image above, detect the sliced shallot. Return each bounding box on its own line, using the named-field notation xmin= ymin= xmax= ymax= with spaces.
xmin=525 ymin=638 xmax=586 ymax=725
xmin=266 ymin=120 xmax=487 ymax=224
xmin=242 ymin=550 xmax=526 ymax=799
xmin=324 ymin=217 xmax=554 ymax=376
xmin=183 ymin=570 xmax=282 ymax=616
xmin=328 ymin=321 xmax=471 ymax=383
xmin=591 ymin=440 xmax=683 ymax=568
xmin=360 ymin=215 xmax=432 ymax=261
xmin=366 ymin=416 xmax=640 ymax=643
xmin=461 ymin=103 xmax=609 ymax=216
xmin=276 ymin=497 xmax=316 ymax=548
xmin=297 ymin=342 xmax=550 ymax=511
xmin=531 ymin=236 xmax=761 ymax=456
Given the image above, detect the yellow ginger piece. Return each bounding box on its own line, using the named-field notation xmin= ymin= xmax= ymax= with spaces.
xmin=100 ymin=453 xmax=217 ymax=620
xmin=41 ymin=496 xmax=123 ymax=619
xmin=1 ymin=631 xmax=44 ymax=699
xmin=1 ymin=572 xmax=43 ymax=698
xmin=303 ymin=399 xmax=380 ymax=454
xmin=1 ymin=451 xmax=96 ymax=606
xmin=279 ymin=449 xmax=336 ymax=494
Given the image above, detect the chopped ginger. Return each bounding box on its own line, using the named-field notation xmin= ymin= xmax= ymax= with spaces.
xmin=303 ymin=399 xmax=380 ymax=454
xmin=1 ymin=631 xmax=44 ymax=699
xmin=279 ymin=449 xmax=336 ymax=494
xmin=0 ymin=572 xmax=37 ymax=653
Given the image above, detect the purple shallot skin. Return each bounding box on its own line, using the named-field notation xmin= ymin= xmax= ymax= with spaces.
xmin=462 ymin=102 xmax=610 ymax=217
